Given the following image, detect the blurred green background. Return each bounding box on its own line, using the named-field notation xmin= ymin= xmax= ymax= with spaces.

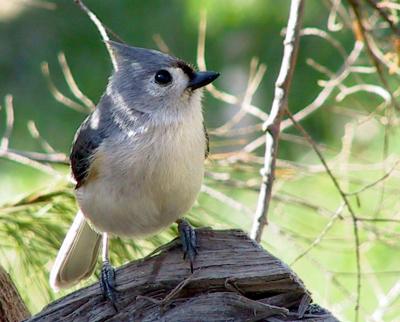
xmin=1 ymin=1 xmax=400 ymax=321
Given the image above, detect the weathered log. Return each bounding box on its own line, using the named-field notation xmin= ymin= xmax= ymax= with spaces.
xmin=0 ymin=265 xmax=30 ymax=322
xmin=28 ymin=229 xmax=338 ymax=321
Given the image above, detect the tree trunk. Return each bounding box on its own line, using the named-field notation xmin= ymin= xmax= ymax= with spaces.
xmin=28 ymin=229 xmax=338 ymax=321
xmin=0 ymin=265 xmax=30 ymax=322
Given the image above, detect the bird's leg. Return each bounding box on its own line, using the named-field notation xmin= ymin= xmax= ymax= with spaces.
xmin=100 ymin=233 xmax=117 ymax=309
xmin=176 ymin=219 xmax=198 ymax=272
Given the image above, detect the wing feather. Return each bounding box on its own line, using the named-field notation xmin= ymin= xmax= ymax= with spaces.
xmin=70 ymin=96 xmax=112 ymax=188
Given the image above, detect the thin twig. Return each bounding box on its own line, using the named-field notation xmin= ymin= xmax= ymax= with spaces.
xmin=327 ymin=0 xmax=354 ymax=30
xmin=357 ymin=217 xmax=400 ymax=223
xmin=348 ymin=0 xmax=400 ymax=220
xmin=306 ymin=58 xmax=334 ymax=76
xmin=282 ymin=41 xmax=364 ymax=130
xmin=364 ymin=0 xmax=400 ymax=36
xmin=152 ymin=34 xmax=170 ymax=54
xmin=300 ymin=27 xmax=348 ymax=59
xmin=0 ymin=95 xmax=14 ymax=151
xmin=327 ymin=0 xmax=344 ymax=31
xmin=250 ymin=0 xmax=305 ymax=242
xmin=41 ymin=62 xmax=88 ymax=113
xmin=0 ymin=150 xmax=63 ymax=177
xmin=336 ymin=84 xmax=391 ymax=103
xmin=213 ymin=59 xmax=267 ymax=134
xmin=290 ymin=202 xmax=345 ymax=266
xmin=338 ymin=123 xmax=355 ymax=192
xmin=201 ymin=185 xmax=252 ymax=216
xmin=243 ymin=40 xmax=364 ymax=154
xmin=196 ymin=10 xmax=268 ymax=122
xmin=27 ymin=120 xmax=56 ymax=154
xmin=377 ymin=2 xmax=400 ymax=11
xmin=0 ymin=95 xmax=66 ymax=173
xmin=7 ymin=149 xmax=68 ymax=165
xmin=348 ymin=0 xmax=399 ymax=110
xmin=346 ymin=159 xmax=400 ymax=196
xmin=371 ymin=279 xmax=400 ymax=321
xmin=74 ymin=0 xmax=118 ymax=70
xmin=57 ymin=52 xmax=95 ymax=111
xmin=286 ymin=109 xmax=362 ymax=322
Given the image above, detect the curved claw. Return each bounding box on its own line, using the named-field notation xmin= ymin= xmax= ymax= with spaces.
xmin=177 ymin=219 xmax=198 ymax=272
xmin=100 ymin=260 xmax=118 ymax=311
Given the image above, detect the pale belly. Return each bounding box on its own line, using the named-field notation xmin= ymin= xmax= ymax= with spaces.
xmin=75 ymin=128 xmax=205 ymax=237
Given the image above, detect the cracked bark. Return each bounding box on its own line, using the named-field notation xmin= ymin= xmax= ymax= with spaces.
xmin=0 ymin=265 xmax=30 ymax=322
xmin=27 ymin=229 xmax=338 ymax=322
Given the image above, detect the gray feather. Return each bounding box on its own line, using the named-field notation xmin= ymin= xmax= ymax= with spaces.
xmin=70 ymin=95 xmax=115 ymax=187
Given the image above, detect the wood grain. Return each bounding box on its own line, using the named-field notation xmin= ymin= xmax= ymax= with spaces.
xmin=0 ymin=265 xmax=30 ymax=322
xmin=28 ymin=229 xmax=338 ymax=321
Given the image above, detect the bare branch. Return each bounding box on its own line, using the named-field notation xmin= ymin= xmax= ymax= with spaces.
xmin=286 ymin=109 xmax=362 ymax=322
xmin=0 ymin=150 xmax=63 ymax=177
xmin=27 ymin=120 xmax=56 ymax=154
xmin=74 ymin=0 xmax=118 ymax=70
xmin=327 ymin=0 xmax=354 ymax=30
xmin=336 ymin=84 xmax=391 ymax=104
xmin=0 ymin=96 xmax=68 ymax=171
xmin=349 ymin=65 xmax=376 ymax=73
xmin=250 ymin=0 xmax=305 ymax=242
xmin=377 ymin=1 xmax=400 ymax=10
xmin=357 ymin=217 xmax=400 ymax=223
xmin=346 ymin=159 xmax=400 ymax=196
xmin=290 ymin=202 xmax=345 ymax=266
xmin=196 ymin=10 xmax=268 ymax=122
xmin=0 ymin=95 xmax=14 ymax=151
xmin=213 ymin=58 xmax=267 ymax=134
xmin=41 ymin=61 xmax=87 ymax=113
xmin=243 ymin=41 xmax=364 ymax=154
xmin=201 ymin=185 xmax=253 ymax=216
xmin=282 ymin=41 xmax=364 ymax=130
xmin=348 ymin=0 xmax=400 ymax=110
xmin=306 ymin=58 xmax=334 ymax=76
xmin=57 ymin=52 xmax=95 ymax=111
xmin=300 ymin=27 xmax=348 ymax=59
xmin=7 ymin=149 xmax=68 ymax=165
xmin=327 ymin=0 xmax=344 ymax=31
xmin=152 ymin=34 xmax=171 ymax=54
xmin=371 ymin=279 xmax=400 ymax=321
xmin=364 ymin=0 xmax=400 ymax=36
xmin=209 ymin=123 xmax=262 ymax=137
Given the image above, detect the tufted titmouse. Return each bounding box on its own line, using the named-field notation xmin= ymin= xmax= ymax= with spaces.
xmin=50 ymin=41 xmax=219 ymax=303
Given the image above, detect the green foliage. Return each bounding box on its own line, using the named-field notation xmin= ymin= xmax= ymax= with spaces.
xmin=1 ymin=1 xmax=400 ymax=321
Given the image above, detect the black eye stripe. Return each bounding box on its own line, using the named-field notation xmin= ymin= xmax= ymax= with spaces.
xmin=155 ymin=70 xmax=172 ymax=85
xmin=174 ymin=60 xmax=195 ymax=79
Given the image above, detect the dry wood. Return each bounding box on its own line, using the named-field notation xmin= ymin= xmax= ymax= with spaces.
xmin=28 ymin=229 xmax=337 ymax=321
xmin=251 ymin=0 xmax=305 ymax=242
xmin=0 ymin=265 xmax=30 ymax=322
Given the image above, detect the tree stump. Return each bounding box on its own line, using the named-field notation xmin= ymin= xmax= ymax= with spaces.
xmin=28 ymin=229 xmax=338 ymax=321
xmin=0 ymin=265 xmax=30 ymax=322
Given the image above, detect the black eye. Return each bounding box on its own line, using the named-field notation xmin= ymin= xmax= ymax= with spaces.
xmin=155 ymin=70 xmax=172 ymax=85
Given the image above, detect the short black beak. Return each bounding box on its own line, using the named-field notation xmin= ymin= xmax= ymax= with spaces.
xmin=187 ymin=71 xmax=220 ymax=90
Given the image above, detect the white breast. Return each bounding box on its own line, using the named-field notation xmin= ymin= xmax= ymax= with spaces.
xmin=76 ymin=105 xmax=205 ymax=237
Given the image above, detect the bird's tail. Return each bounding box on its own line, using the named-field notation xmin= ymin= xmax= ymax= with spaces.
xmin=50 ymin=210 xmax=101 ymax=291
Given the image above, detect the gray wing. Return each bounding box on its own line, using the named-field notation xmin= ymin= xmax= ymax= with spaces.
xmin=71 ymin=95 xmax=209 ymax=186
xmin=70 ymin=95 xmax=112 ymax=188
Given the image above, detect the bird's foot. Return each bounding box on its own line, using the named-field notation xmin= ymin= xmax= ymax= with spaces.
xmin=100 ymin=260 xmax=118 ymax=310
xmin=177 ymin=219 xmax=198 ymax=272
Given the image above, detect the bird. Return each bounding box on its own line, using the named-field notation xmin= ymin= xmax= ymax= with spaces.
xmin=49 ymin=40 xmax=220 ymax=305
